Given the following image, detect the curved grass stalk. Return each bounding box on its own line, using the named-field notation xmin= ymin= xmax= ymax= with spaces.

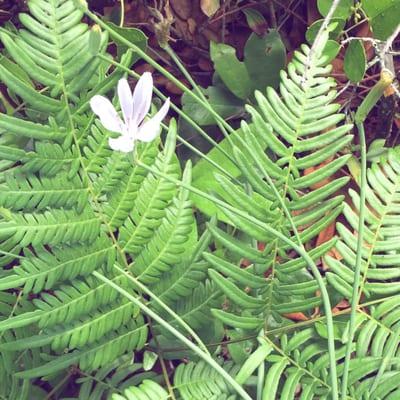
xmin=164 ymin=44 xmax=231 ymax=141
xmin=113 ymin=264 xmax=211 ymax=356
xmin=92 ymin=270 xmax=253 ymax=400
xmin=232 ymin=134 xmax=339 ymax=399
xmin=136 ymin=160 xmax=340 ymax=400
xmin=339 ymin=123 xmax=366 ymax=400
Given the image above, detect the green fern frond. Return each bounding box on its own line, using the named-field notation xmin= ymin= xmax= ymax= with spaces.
xmin=0 ymin=170 xmax=88 ymax=212
xmin=0 ymin=208 xmax=100 ymax=249
xmin=326 ymin=149 xmax=400 ymax=298
xmin=119 ymin=127 xmax=181 ymax=255
xmin=131 ymin=161 xmax=197 ymax=284
xmin=0 ymin=236 xmax=114 ymax=293
xmin=75 ymin=354 xmax=157 ymax=400
xmin=16 ymin=317 xmax=148 ymax=379
xmin=0 ymin=275 xmax=126 ymax=332
xmin=0 ymin=0 xmax=108 ymax=106
xmin=174 ymin=360 xmax=239 ymax=400
xmin=0 ymin=301 xmax=139 ymax=352
xmin=152 ymin=221 xmax=214 ymax=304
xmin=205 ymin=35 xmax=353 ymax=330
xmin=0 ymin=141 xmax=80 ymax=177
xmin=103 ymin=141 xmax=159 ymax=230
xmin=155 ymin=280 xmax=222 ymax=337
xmin=112 ymin=380 xmax=169 ymax=400
xmin=0 ymin=0 xmax=199 ymax=383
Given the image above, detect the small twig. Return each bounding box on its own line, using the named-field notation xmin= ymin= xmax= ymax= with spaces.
xmin=336 ymin=80 xmax=352 ymax=99
xmin=276 ymin=0 xmax=305 ymax=30
xmin=341 ymin=36 xmax=377 ymax=46
xmin=268 ymin=0 xmax=277 ymax=29
xmin=343 ymin=18 xmax=368 ymax=34
xmin=391 ymin=83 xmax=400 ymax=100
xmin=301 ymin=0 xmax=342 ymax=87
xmin=382 ymin=23 xmax=400 ymax=55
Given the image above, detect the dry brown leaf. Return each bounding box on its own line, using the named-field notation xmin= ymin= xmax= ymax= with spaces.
xmin=303 ymin=156 xmax=334 ymax=189
xmin=200 ymin=0 xmax=220 ymax=17
xmin=284 ymin=312 xmax=309 ymax=321
xmin=198 ymin=57 xmax=213 ymax=71
xmin=187 ymin=17 xmax=197 ymax=34
xmin=170 ymin=0 xmax=192 ymax=20
xmin=166 ymin=81 xmax=184 ymax=95
xmin=316 ymin=221 xmax=336 ymax=247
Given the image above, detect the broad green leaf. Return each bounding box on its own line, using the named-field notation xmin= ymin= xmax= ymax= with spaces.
xmin=323 ymin=40 xmax=341 ymax=63
xmin=191 ymin=128 xmax=242 ymax=218
xmin=210 ymin=41 xmax=252 ymax=99
xmin=362 ymin=0 xmax=400 ymax=39
xmin=191 ymin=125 xmax=270 ymax=220
xmin=105 ymin=22 xmax=147 ymax=60
xmin=317 ymin=0 xmax=353 ymax=19
xmin=244 ymin=30 xmax=286 ymax=90
xmin=306 ymin=18 xmax=346 ymax=42
xmin=344 ymin=40 xmax=366 ymax=82
xmin=181 ymin=86 xmax=244 ymax=126
xmin=315 ymin=320 xmax=348 ymax=341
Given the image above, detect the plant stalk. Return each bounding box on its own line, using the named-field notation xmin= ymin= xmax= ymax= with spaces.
xmin=340 ymin=122 xmax=367 ymax=400
xmin=92 ymin=270 xmax=253 ymax=400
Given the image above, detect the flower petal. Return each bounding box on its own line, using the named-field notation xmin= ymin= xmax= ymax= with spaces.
xmin=108 ymin=134 xmax=135 ymax=153
xmin=132 ymin=72 xmax=153 ymax=125
xmin=136 ymin=98 xmax=170 ymax=142
xmin=118 ymin=78 xmax=133 ymax=126
xmin=90 ymin=95 xmax=125 ymax=134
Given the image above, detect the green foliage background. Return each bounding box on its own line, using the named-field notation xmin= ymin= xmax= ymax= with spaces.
xmin=0 ymin=0 xmax=399 ymax=399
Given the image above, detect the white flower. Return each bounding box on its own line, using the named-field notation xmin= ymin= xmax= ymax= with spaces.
xmin=90 ymin=72 xmax=170 ymax=153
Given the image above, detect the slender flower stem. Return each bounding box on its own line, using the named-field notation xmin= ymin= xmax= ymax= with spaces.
xmin=92 ymin=270 xmax=253 ymax=400
xmin=340 ymin=122 xmax=367 ymax=400
xmin=113 ymin=264 xmax=211 ymax=356
xmin=232 ymin=134 xmax=339 ymax=399
xmin=136 ymin=159 xmax=339 ymax=400
xmin=164 ymin=45 xmax=231 ymax=141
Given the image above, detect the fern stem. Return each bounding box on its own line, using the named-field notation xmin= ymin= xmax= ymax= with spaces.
xmin=0 ymin=249 xmax=24 ymax=259
xmin=232 ymin=134 xmax=339 ymax=399
xmin=84 ymin=10 xmax=236 ymax=135
xmin=257 ymin=330 xmax=266 ymax=400
xmin=92 ymin=271 xmax=253 ymax=400
xmin=340 ymin=122 xmax=367 ymax=400
xmin=164 ymin=44 xmax=231 ymax=142
xmin=302 ymin=0 xmax=342 ymax=87
xmin=113 ymin=264 xmax=211 ymax=356
xmin=148 ymin=321 xmax=178 ymax=400
xmin=136 ymin=160 xmax=340 ymax=400
xmin=96 ymin=53 xmax=239 ymax=175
